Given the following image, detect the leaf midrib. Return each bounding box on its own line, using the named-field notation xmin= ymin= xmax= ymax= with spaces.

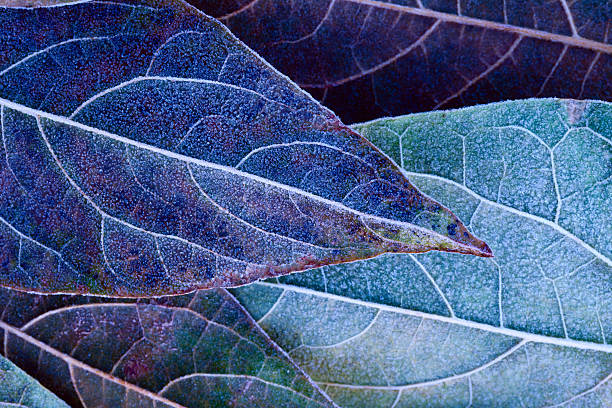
xmin=319 ymin=0 xmax=611 ymax=53
xmin=0 ymin=96 xmax=475 ymax=254
xmin=0 ymin=319 xmax=187 ymax=408
xmin=258 ymin=282 xmax=612 ymax=353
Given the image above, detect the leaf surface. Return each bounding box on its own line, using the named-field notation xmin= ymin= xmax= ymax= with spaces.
xmin=198 ymin=0 xmax=612 ymax=123
xmin=0 ymin=0 xmax=489 ymax=296
xmin=0 ymin=353 xmax=69 ymax=408
xmin=0 ymin=288 xmax=337 ymax=408
xmin=232 ymin=99 xmax=612 ymax=406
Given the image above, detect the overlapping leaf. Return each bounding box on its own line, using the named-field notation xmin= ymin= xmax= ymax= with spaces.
xmin=199 ymin=0 xmax=612 ymax=123
xmin=232 ymin=99 xmax=612 ymax=406
xmin=0 ymin=0 xmax=490 ymax=297
xmin=0 ymin=287 xmax=337 ymax=408
xmin=0 ymin=354 xmax=69 ymax=407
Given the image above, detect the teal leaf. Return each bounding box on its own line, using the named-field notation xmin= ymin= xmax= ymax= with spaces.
xmin=0 ymin=353 xmax=69 ymax=407
xmin=233 ymin=99 xmax=612 ymax=406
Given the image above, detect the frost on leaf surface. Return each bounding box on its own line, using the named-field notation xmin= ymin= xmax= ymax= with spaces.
xmin=232 ymin=99 xmax=612 ymax=407
xmin=0 ymin=353 xmax=69 ymax=408
xmin=0 ymin=0 xmax=490 ymax=296
xmin=0 ymin=288 xmax=337 ymax=407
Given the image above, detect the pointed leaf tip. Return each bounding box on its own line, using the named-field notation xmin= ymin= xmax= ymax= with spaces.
xmin=0 ymin=0 xmax=488 ymax=296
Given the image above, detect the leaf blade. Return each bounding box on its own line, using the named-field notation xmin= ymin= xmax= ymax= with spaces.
xmin=0 ymin=288 xmax=338 ymax=408
xmin=0 ymin=353 xmax=69 ymax=408
xmin=198 ymin=0 xmax=612 ymax=123
xmin=0 ymin=0 xmax=489 ymax=296
xmin=233 ymin=99 xmax=612 ymax=406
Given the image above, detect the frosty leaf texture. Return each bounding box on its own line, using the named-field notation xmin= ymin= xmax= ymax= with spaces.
xmin=0 ymin=0 xmax=489 ymax=296
xmin=233 ymin=99 xmax=612 ymax=407
xmin=0 ymin=354 xmax=69 ymax=407
xmin=0 ymin=288 xmax=337 ymax=408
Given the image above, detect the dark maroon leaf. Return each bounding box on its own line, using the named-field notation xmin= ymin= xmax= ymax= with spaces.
xmin=197 ymin=0 xmax=612 ymax=123
xmin=0 ymin=287 xmax=337 ymax=407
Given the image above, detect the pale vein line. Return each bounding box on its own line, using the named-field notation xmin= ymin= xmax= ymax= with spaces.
xmin=257 ymin=282 xmax=612 ymax=353
xmin=318 ymin=340 xmax=528 ymax=390
xmin=69 ymin=76 xmax=291 ymax=119
xmin=0 ymin=35 xmax=131 ymax=78
xmin=35 ymin=115 xmax=262 ymax=273
xmin=1 ymin=105 xmax=28 ymax=192
xmin=0 ymin=320 xmax=186 ymax=408
xmin=20 ymin=303 xmax=262 ymax=356
xmin=408 ymin=254 xmax=455 ymax=317
xmin=0 ymin=215 xmax=81 ymax=276
xmin=109 ymin=337 xmax=144 ymax=375
xmin=496 ymin=125 xmax=565 ymax=224
xmin=300 ymin=20 xmax=441 ymax=88
xmin=467 ymin=377 xmax=473 ymax=407
xmin=235 ymin=140 xmax=377 ymax=176
xmin=551 ymin=281 xmax=569 ymax=338
xmin=221 ymin=289 xmax=341 ymax=408
xmin=461 ymin=135 xmax=466 ymax=186
xmin=562 ymin=257 xmax=596 ymax=279
xmin=299 ymin=310 xmax=380 ymax=350
xmin=491 ymin=259 xmax=504 ymax=327
xmin=552 ymin=127 xmax=574 ymax=151
xmin=342 ymin=179 xmax=379 ymax=202
xmin=0 ymin=97 xmax=482 ymax=257
xmin=217 ymin=0 xmax=263 ymax=20
xmin=146 ymin=30 xmax=205 ymax=76
xmin=544 ymin=372 xmax=612 ymax=407
xmin=157 ymin=373 xmax=325 ymax=405
xmin=582 ymin=125 xmax=612 ymax=147
xmin=354 ymin=6 xmax=374 ymax=46
xmin=434 ymin=36 xmax=523 ymax=110
xmin=342 ymin=0 xmax=612 ymax=53
xmin=559 ymin=0 xmax=579 ymax=37
xmin=538 ymin=45 xmax=568 ymax=96
xmin=187 ymin=164 xmax=334 ymax=251
xmin=124 ymin=145 xmax=172 ymax=206
xmin=0 ymin=402 xmax=26 ymax=407
xmin=497 ymin=130 xmax=507 ymax=203
xmin=175 ymin=117 xmax=203 ymax=149
xmin=551 ymin=149 xmax=562 ymax=224
xmin=273 ymin=0 xmax=336 ymax=46
xmin=596 ymin=310 xmax=606 ymax=345
xmin=153 ymin=237 xmax=171 ymax=280
xmin=89 ymin=0 xmax=158 ymax=12
xmin=403 ymin=171 xmax=612 ymax=268
xmin=579 ymin=52 xmax=601 ymax=98
xmin=256 ymin=289 xmax=285 ymax=324
xmin=390 ymin=390 xmax=402 ymax=408
xmin=396 ymin=127 xmax=405 ymax=169
xmin=68 ymin=364 xmax=89 ymax=408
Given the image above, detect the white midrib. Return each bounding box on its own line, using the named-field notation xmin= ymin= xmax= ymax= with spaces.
xmin=0 ymin=320 xmax=187 ymax=408
xmin=344 ymin=0 xmax=612 ymax=54
xmin=257 ymin=282 xmax=612 ymax=353
xmin=0 ymin=96 xmax=480 ymax=256
xmin=403 ymin=170 xmax=612 ymax=268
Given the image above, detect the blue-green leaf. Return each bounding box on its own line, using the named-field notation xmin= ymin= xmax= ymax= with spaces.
xmin=0 ymin=353 xmax=69 ymax=407
xmin=233 ymin=99 xmax=612 ymax=407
